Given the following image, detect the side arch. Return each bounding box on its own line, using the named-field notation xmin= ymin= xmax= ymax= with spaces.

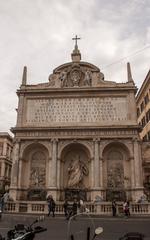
xmin=102 ymin=141 xmax=131 ymax=201
xmin=20 ymin=142 xmax=49 ymax=190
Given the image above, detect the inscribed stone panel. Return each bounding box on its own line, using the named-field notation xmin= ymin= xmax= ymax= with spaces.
xmin=26 ymin=97 xmax=127 ymax=126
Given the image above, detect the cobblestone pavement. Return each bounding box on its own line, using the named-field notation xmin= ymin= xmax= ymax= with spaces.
xmin=0 ymin=214 xmax=150 ymax=240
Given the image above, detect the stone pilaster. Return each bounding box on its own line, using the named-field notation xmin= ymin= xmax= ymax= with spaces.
xmin=132 ymin=138 xmax=143 ymax=200
xmin=2 ymin=139 xmax=7 ymax=156
xmin=48 ymin=156 xmax=52 ymax=187
xmin=18 ymin=158 xmax=23 ymax=188
xmin=1 ymin=161 xmax=5 ymax=177
xmin=99 ymin=140 xmax=103 ymax=188
xmin=90 ymin=157 xmax=94 ymax=188
xmin=57 ymin=158 xmax=61 ymax=188
xmin=93 ymin=138 xmax=100 ymax=188
xmin=133 ymin=139 xmax=142 ymax=187
xmin=130 ymin=156 xmax=135 ymax=188
xmin=10 ymin=140 xmax=20 ymax=187
xmin=50 ymin=138 xmax=58 ymax=188
xmin=17 ymin=94 xmax=24 ymax=127
xmin=99 ymin=157 xmax=103 ymax=188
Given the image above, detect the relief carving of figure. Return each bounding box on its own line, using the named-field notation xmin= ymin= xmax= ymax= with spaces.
xmin=59 ymin=71 xmax=67 ymax=87
xmin=107 ymin=162 xmax=124 ymax=188
xmin=48 ymin=74 xmax=56 ymax=86
xmin=30 ymin=167 xmax=45 ymax=187
xmin=84 ymin=70 xmax=92 ymax=86
xmin=30 ymin=168 xmax=39 ymax=187
xmin=67 ymin=155 xmax=88 ymax=188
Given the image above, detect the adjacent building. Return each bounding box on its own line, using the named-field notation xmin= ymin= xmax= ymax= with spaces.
xmin=0 ymin=132 xmax=13 ymax=193
xmin=136 ymin=70 xmax=150 ymax=200
xmin=136 ymin=70 xmax=150 ymax=140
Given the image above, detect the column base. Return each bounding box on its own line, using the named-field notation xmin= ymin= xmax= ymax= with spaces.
xmin=9 ymin=187 xmax=18 ymax=201
xmin=131 ymin=187 xmax=144 ymax=201
xmin=91 ymin=188 xmax=105 ymax=202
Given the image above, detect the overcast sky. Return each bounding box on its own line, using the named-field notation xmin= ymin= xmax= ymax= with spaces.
xmin=0 ymin=0 xmax=150 ymax=134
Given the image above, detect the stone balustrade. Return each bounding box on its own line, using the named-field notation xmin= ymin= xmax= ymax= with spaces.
xmin=4 ymin=201 xmax=150 ymax=215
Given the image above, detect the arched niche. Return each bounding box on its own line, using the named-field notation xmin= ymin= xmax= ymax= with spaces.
xmin=102 ymin=142 xmax=130 ymax=201
xmin=60 ymin=143 xmax=91 ymax=190
xmin=21 ymin=143 xmax=49 ymax=189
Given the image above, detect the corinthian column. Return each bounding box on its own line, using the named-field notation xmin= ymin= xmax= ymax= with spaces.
xmin=1 ymin=161 xmax=5 ymax=178
xmin=93 ymin=138 xmax=100 ymax=188
xmin=51 ymin=138 xmax=58 ymax=188
xmin=57 ymin=158 xmax=61 ymax=188
xmin=130 ymin=156 xmax=135 ymax=188
xmin=133 ymin=138 xmax=142 ymax=187
xmin=18 ymin=158 xmax=23 ymax=188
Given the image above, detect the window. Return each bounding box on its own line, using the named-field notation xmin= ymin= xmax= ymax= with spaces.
xmin=146 ymin=109 xmax=150 ymax=123
xmin=148 ymin=131 xmax=150 ymax=140
xmin=137 ymin=108 xmax=140 ymax=117
xmin=141 ymin=116 xmax=146 ymax=127
xmin=143 ymin=135 xmax=148 ymax=141
xmin=144 ymin=94 xmax=149 ymax=105
xmin=140 ymin=101 xmax=144 ymax=112
xmin=0 ymin=143 xmax=3 ymax=155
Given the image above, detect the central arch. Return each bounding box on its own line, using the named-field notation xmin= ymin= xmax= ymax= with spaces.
xmin=60 ymin=142 xmax=91 ymax=201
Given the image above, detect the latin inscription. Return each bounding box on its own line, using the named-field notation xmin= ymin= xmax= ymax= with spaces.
xmin=26 ymin=97 xmax=127 ymax=125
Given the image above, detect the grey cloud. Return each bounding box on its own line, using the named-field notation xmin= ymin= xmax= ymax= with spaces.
xmin=0 ymin=0 xmax=149 ymax=132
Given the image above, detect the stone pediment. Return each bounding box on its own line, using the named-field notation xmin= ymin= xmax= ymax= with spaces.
xmin=48 ymin=61 xmax=107 ymax=88
xmin=20 ymin=44 xmax=135 ymax=89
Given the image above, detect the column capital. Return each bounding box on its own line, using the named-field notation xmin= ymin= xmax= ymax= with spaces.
xmin=99 ymin=157 xmax=104 ymax=162
xmin=13 ymin=138 xmax=20 ymax=144
xmin=93 ymin=138 xmax=100 ymax=143
xmin=90 ymin=157 xmax=94 ymax=161
xmin=128 ymin=156 xmax=134 ymax=161
xmin=132 ymin=137 xmax=138 ymax=143
xmin=51 ymin=138 xmax=58 ymax=143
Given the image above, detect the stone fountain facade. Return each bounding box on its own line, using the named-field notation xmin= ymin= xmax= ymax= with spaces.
xmin=9 ymin=44 xmax=143 ymax=202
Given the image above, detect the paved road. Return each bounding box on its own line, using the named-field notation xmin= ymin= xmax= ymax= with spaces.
xmin=0 ymin=214 xmax=150 ymax=240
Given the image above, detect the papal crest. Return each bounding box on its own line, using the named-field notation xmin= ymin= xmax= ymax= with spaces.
xmin=70 ymin=69 xmax=82 ymax=86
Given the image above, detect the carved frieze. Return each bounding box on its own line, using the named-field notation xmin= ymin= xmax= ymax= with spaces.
xmin=15 ymin=129 xmax=138 ymax=138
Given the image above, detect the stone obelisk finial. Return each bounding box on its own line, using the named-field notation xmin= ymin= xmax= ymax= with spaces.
xmin=22 ymin=66 xmax=27 ymax=85
xmin=71 ymin=35 xmax=81 ymax=62
xmin=127 ymin=62 xmax=134 ymax=83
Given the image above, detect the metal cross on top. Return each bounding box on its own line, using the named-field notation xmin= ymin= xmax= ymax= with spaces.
xmin=72 ymin=35 xmax=81 ymax=46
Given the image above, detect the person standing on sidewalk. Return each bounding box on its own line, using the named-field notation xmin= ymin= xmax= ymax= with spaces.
xmin=112 ymin=200 xmax=117 ymax=217
xmin=63 ymin=200 xmax=69 ymax=219
xmin=47 ymin=195 xmax=56 ymax=217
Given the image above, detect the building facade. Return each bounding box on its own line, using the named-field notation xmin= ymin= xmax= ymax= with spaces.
xmin=0 ymin=132 xmax=13 ymax=193
xmin=136 ymin=70 xmax=150 ymax=200
xmin=136 ymin=70 xmax=150 ymax=140
xmin=9 ymin=44 xmax=144 ymax=202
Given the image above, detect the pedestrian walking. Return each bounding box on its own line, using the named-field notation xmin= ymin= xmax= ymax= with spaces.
xmin=79 ymin=199 xmax=85 ymax=213
xmin=126 ymin=201 xmax=130 ymax=217
xmin=63 ymin=200 xmax=69 ymax=219
xmin=123 ymin=200 xmax=130 ymax=217
xmin=47 ymin=195 xmax=56 ymax=217
xmin=72 ymin=199 xmax=78 ymax=216
xmin=112 ymin=200 xmax=117 ymax=217
xmin=0 ymin=195 xmax=4 ymax=212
